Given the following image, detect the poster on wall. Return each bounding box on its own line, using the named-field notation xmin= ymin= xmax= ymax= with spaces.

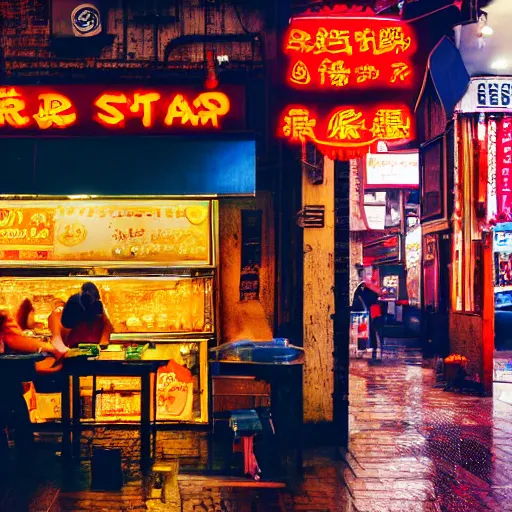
xmin=156 ymin=360 xmax=194 ymax=421
xmin=240 ymin=210 xmax=262 ymax=301
xmin=363 ymin=191 xmax=386 ymax=230
xmin=405 ymin=224 xmax=421 ymax=307
xmin=364 ymin=206 xmax=386 ymax=230
xmin=380 ymin=275 xmax=399 ymax=301
xmin=379 ymin=275 xmax=400 ymax=300
xmin=423 ymin=234 xmax=439 ymax=310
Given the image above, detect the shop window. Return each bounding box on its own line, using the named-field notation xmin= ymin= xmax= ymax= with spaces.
xmin=420 ymin=136 xmax=444 ymax=222
xmin=452 ymin=116 xmax=483 ymax=314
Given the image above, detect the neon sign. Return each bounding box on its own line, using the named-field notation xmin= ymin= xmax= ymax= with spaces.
xmin=279 ymin=104 xmax=413 ymax=159
xmin=0 ymin=86 xmax=241 ymax=134
xmin=284 ymin=16 xmax=416 ymax=90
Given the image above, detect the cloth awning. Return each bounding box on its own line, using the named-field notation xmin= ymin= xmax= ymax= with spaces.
xmin=0 ymin=136 xmax=256 ymax=197
xmin=415 ymin=36 xmax=470 ymax=117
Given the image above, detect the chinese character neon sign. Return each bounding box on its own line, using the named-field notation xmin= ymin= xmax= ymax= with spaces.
xmin=279 ymin=104 xmax=413 ymax=159
xmin=284 ymin=16 xmax=416 ymax=90
xmin=0 ymin=86 xmax=233 ymax=132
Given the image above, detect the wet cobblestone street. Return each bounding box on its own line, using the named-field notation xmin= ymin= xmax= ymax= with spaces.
xmin=5 ymin=353 xmax=512 ymax=512
xmin=345 ymin=357 xmax=512 ymax=512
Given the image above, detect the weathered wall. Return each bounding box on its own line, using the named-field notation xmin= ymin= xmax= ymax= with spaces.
xmin=449 ymin=312 xmax=483 ymax=381
xmin=303 ymin=158 xmax=335 ymax=423
xmin=218 ymin=193 xmax=275 ymax=343
xmin=0 ymin=0 xmax=265 ymax=69
xmin=349 ymin=232 xmax=363 ymax=302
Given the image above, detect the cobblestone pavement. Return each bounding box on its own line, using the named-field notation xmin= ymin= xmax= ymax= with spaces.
xmin=346 ymin=357 xmax=512 ymax=512
xmin=6 ymin=352 xmax=512 ymax=512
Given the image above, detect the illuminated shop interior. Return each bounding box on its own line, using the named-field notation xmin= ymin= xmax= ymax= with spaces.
xmin=0 ymin=198 xmax=217 ymax=425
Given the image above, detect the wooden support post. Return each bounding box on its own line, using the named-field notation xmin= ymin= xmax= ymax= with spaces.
xmin=482 ymin=231 xmax=494 ymax=395
xmin=302 ymin=157 xmax=335 ymax=423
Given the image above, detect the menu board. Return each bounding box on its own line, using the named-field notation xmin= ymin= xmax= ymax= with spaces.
xmin=0 ymin=200 xmax=212 ymax=265
xmin=0 ymin=208 xmax=54 ymax=249
xmin=380 ymin=275 xmax=399 ymax=301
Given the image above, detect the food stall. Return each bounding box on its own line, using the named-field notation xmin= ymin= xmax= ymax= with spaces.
xmin=0 ymin=198 xmax=215 ymax=426
xmin=0 ymin=84 xmax=256 ymax=474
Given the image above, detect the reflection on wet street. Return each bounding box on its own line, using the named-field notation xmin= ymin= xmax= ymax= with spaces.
xmin=346 ymin=356 xmax=512 ymax=512
xmin=9 ymin=354 xmax=512 ymax=512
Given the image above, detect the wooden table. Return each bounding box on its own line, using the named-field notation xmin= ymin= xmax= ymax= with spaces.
xmin=61 ymin=358 xmax=166 ymax=475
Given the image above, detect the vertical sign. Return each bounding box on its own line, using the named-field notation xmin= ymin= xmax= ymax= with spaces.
xmin=496 ymin=117 xmax=512 ymax=216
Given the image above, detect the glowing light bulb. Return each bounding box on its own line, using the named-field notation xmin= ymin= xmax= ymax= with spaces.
xmin=481 ymin=25 xmax=493 ymax=36
xmin=491 ymin=59 xmax=508 ymax=70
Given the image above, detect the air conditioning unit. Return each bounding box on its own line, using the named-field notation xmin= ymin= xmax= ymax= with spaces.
xmin=52 ymin=0 xmax=104 ymax=38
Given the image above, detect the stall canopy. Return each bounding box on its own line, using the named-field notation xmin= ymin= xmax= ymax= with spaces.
xmin=0 ymin=137 xmax=256 ymax=197
xmin=415 ymin=36 xmax=470 ymax=117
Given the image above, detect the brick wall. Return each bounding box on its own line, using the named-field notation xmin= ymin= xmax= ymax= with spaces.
xmin=449 ymin=312 xmax=483 ymax=381
xmin=79 ymin=428 xmax=208 ymax=480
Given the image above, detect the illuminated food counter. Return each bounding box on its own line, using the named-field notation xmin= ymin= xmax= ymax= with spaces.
xmin=0 ymin=198 xmax=217 ymax=427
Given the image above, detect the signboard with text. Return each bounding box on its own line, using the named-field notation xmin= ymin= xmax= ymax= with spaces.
xmin=497 ymin=117 xmax=512 ymax=217
xmin=365 ymin=151 xmax=419 ymax=188
xmin=284 ymin=15 xmax=416 ymax=91
xmin=279 ymin=104 xmax=413 ymax=160
xmin=0 ymin=199 xmax=212 ymax=266
xmin=457 ymin=78 xmax=512 ymax=113
xmin=280 ymin=13 xmax=417 ymax=159
xmin=0 ymin=85 xmax=245 ymax=135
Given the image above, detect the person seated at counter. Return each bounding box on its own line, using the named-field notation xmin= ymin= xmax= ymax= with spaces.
xmin=0 ymin=309 xmax=65 ymax=474
xmin=49 ymin=282 xmax=113 ymax=349
xmin=1 ymin=309 xmax=65 ymax=359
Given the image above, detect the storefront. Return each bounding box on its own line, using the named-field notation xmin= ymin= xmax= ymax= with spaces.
xmin=453 ymin=76 xmax=512 ymax=396
xmin=362 ymin=151 xmax=421 ymax=336
xmin=0 ymin=84 xmax=259 ymax=472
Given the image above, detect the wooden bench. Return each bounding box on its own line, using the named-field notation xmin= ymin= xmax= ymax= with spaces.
xmin=151 ymin=459 xmax=180 ymax=507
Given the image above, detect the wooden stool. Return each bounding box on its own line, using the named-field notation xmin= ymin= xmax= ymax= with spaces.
xmin=152 ymin=459 xmax=180 ymax=507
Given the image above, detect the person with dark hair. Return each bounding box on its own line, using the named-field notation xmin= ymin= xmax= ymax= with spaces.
xmin=0 ymin=309 xmax=65 ymax=473
xmin=49 ymin=282 xmax=113 ymax=349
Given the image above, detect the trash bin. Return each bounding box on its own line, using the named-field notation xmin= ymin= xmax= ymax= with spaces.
xmin=91 ymin=447 xmax=123 ymax=490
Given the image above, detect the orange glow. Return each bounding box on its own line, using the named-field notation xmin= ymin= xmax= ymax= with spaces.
xmin=0 ymin=87 xmax=235 ymax=132
xmin=129 ymin=92 xmax=161 ymax=128
xmin=0 ymin=88 xmax=30 ymax=128
xmin=165 ymin=92 xmax=230 ymax=128
xmin=194 ymin=92 xmax=230 ymax=127
xmin=33 ymin=93 xmax=77 ymax=129
xmin=279 ymin=104 xmax=413 ymax=159
xmin=290 ymin=60 xmax=311 ymax=85
xmin=94 ymin=93 xmax=128 ymax=127
xmin=284 ymin=16 xmax=416 ymax=90
xmin=165 ymin=94 xmax=199 ymax=126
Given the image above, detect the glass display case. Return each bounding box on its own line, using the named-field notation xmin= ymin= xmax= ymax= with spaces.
xmin=0 ymin=197 xmax=217 ymax=425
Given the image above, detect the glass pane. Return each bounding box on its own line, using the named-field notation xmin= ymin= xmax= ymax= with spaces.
xmin=0 ymin=276 xmax=213 ymax=334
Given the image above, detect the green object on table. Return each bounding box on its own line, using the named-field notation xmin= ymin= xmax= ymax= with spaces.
xmin=77 ymin=344 xmax=100 ymax=357
xmin=124 ymin=343 xmax=150 ymax=360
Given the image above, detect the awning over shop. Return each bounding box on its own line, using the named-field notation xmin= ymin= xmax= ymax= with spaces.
xmin=0 ymin=137 xmax=256 ymax=197
xmin=415 ymin=36 xmax=470 ymax=117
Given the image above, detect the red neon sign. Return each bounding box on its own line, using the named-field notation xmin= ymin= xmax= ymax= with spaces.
xmin=284 ymin=15 xmax=416 ymax=90
xmin=279 ymin=104 xmax=413 ymax=159
xmin=0 ymin=85 xmax=242 ymax=134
